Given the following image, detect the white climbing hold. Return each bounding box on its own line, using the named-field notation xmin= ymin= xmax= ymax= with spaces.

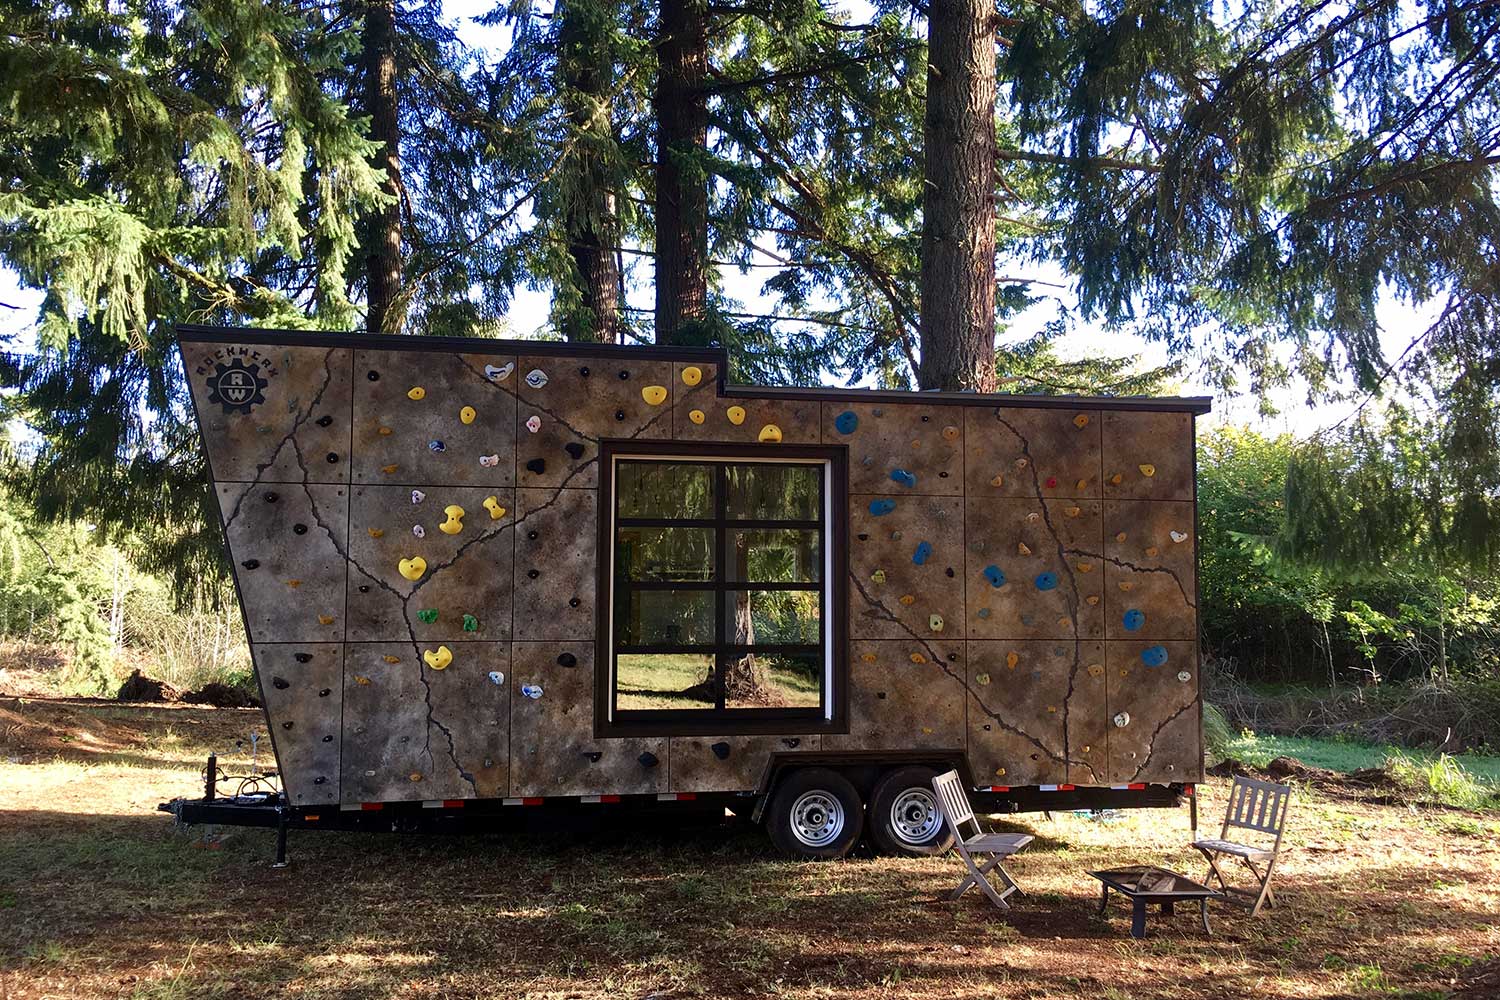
xmin=1113 ymin=712 xmax=1131 ymax=728
xmin=488 ymin=671 xmax=505 ymax=685
xmin=479 ymin=454 xmax=499 ymax=467
xmin=522 ymin=684 xmax=543 ymax=699
xmin=525 ymin=368 xmax=548 ymax=389
xmin=526 ymin=414 xmax=542 ymax=433
xmin=485 ymin=362 xmax=514 ymax=382
xmin=1171 ymin=530 xmax=1188 ymax=543
xmin=411 ymin=489 xmax=426 ymax=504
xmin=412 ymin=524 xmax=426 ymax=538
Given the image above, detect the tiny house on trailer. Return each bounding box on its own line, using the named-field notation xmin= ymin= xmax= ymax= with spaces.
xmin=173 ymin=326 xmax=1209 ymax=860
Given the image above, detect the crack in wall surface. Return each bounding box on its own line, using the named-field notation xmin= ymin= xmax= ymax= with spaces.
xmin=1066 ymin=548 xmax=1197 ymax=609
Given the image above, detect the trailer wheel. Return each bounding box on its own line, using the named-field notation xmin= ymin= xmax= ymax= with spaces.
xmin=867 ymin=766 xmax=954 ymax=857
xmin=766 ymin=767 xmax=863 ymax=859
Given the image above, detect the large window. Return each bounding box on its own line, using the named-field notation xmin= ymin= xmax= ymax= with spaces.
xmin=600 ymin=446 xmax=844 ymax=733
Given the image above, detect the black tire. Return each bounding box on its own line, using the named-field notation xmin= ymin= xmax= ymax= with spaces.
xmin=765 ymin=767 xmax=864 ymax=860
xmin=867 ymin=765 xmax=955 ymax=857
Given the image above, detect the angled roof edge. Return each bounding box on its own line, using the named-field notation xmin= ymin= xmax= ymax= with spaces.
xmin=175 ymin=324 xmax=1211 ymax=415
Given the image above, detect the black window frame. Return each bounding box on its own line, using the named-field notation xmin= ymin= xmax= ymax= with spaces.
xmin=595 ymin=440 xmax=848 ymax=738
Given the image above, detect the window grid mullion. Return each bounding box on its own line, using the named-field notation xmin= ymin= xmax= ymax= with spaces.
xmin=714 ymin=462 xmax=727 ymax=712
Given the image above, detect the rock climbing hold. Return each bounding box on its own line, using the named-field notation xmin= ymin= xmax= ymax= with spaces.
xmin=272 ymin=676 xmax=289 ymax=690
xmin=1116 ymin=531 xmax=1128 ymax=543
xmin=483 ymin=496 xmax=505 ymax=519
xmin=1076 ymin=561 xmax=1093 ymax=573
xmin=1076 ymin=479 xmax=1088 ymax=490
xmin=525 ymin=369 xmax=548 ymax=389
xmin=1170 ymin=530 xmax=1188 ymax=543
xmin=416 ymin=608 xmax=438 ymax=623
xmin=409 ymin=773 xmax=423 ymax=782
xmin=860 ymin=652 xmax=877 ymax=663
xmin=1178 ymin=670 xmax=1192 ymax=683
xmin=557 ymin=652 xmax=578 ymax=668
xmin=1015 ymin=457 xmax=1028 ymax=470
xmin=1073 ymin=413 xmax=1090 ymax=428
xmin=367 ymin=370 xmax=381 ymax=382
xmin=1017 ymin=542 xmax=1032 ymax=557
xmin=868 ymin=498 xmax=896 ymax=516
xmin=871 ymin=569 xmax=886 ymax=584
xmin=681 ymin=366 xmax=703 ymax=386
xmin=411 ymin=489 xmax=425 ymax=504
xmin=890 ymin=468 xmax=916 ymax=488
xmin=522 ymin=684 xmax=544 ymax=699
xmin=488 ymin=670 xmax=505 ymax=685
xmin=975 ymin=672 xmax=991 ymax=686
xmin=834 ymin=410 xmax=858 ymax=434
xmin=439 ymin=505 xmax=465 ymax=535
xmin=1141 ymin=645 xmax=1169 ymax=667
xmin=912 ymin=541 xmax=932 ymax=565
xmin=758 ymin=424 xmax=783 ymax=443
xmin=1035 ymin=572 xmax=1058 ymax=591
xmin=479 ymin=454 xmax=499 ymax=467
xmin=285 ymin=579 xmax=302 ymax=589
xmin=407 ymin=386 xmax=426 ymax=401
xmin=899 ymin=594 xmax=915 ymax=606
xmin=1026 ymin=512 xmax=1040 ymax=524
xmin=890 ymin=530 xmax=903 ymax=540
xmin=909 ymin=652 xmax=927 ymax=664
xmin=1086 ymin=594 xmax=1100 ymax=606
xmin=1065 ymin=506 xmax=1082 ymax=518
xmin=412 ymin=524 xmax=426 ymax=539
xmin=977 ymin=608 xmax=991 ymax=619
xmin=638 ymin=751 xmax=659 ymax=768
xmin=710 ymin=740 xmax=731 ymax=760
xmin=459 ymin=614 xmax=478 ymax=632
xmin=1113 ymin=712 xmax=1131 ymax=728
xmin=726 ymin=405 xmax=746 ymax=425
xmin=460 ymin=405 xmax=477 ymax=425
xmin=1087 ymin=663 xmax=1104 ymax=677
xmin=941 ymin=424 xmax=960 ymax=442
xmin=1006 ymin=650 xmax=1020 ymax=669
xmin=318 ymin=614 xmax=334 ymax=625
xmin=316 ymin=415 xmax=333 ymax=428
xmin=525 ymin=415 xmax=542 ymax=434
xmin=355 ymin=675 xmax=370 ymax=685
xmin=264 ymin=491 xmax=278 ymax=504
xmin=564 ymin=442 xmax=586 ymax=460
xmin=1139 ymin=464 xmax=1156 ymax=478
xmin=641 ymin=385 xmax=668 ymax=406
xmin=982 ymin=565 xmax=1006 ymax=588
xmin=526 ymin=458 xmax=546 ymax=475
xmin=293 ymin=523 xmax=308 ymax=535
xmin=423 ymin=645 xmax=453 ymax=670
xmin=527 ymin=569 xmax=539 ymax=579
xmin=1145 ymin=546 xmax=1159 ymax=558
xmin=294 ymin=653 xmax=312 ymax=663
xmin=1123 ymin=609 xmax=1145 ymax=632
xmin=1118 ymin=581 xmax=1134 ymax=591
xmin=928 ymin=614 xmax=944 ymax=632
xmin=994 ymin=767 xmax=1007 ymax=778
xmin=398 ymin=556 xmax=427 ymax=581
xmin=381 ymin=464 xmax=398 ymax=474
xmin=1110 ymin=473 xmax=1123 ymax=485
xmin=485 ymin=363 xmax=514 ymax=382
xmin=378 ymin=426 xmax=393 ymax=436
xmin=429 ymin=440 xmax=445 ymax=453
xmin=383 ymin=654 xmax=401 ymax=664
xmin=1045 ymin=476 xmax=1058 ymax=489
xmin=688 ymin=409 xmax=706 ymax=425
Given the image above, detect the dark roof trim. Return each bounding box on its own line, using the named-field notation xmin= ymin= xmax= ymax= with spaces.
xmin=175 ymin=324 xmax=1212 ymax=415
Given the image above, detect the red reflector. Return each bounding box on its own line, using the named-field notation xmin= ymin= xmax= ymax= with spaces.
xmin=1184 ymin=784 xmax=1195 ymax=796
xmin=303 ymin=815 xmax=320 ymax=822
xmin=1128 ymin=783 xmax=1147 ymax=790
xmin=989 ymin=786 xmax=1010 ymax=792
xmin=442 ymin=800 xmax=465 ymax=809
xmin=677 ymin=792 xmax=697 ymax=801
xmin=361 ymin=803 xmax=384 ymax=811
xmin=1058 ymin=784 xmax=1076 ymax=791
xmin=522 ymin=797 xmax=544 ymax=806
xmin=600 ymin=794 xmax=621 ymax=803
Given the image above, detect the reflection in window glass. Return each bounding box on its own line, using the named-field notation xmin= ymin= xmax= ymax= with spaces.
xmin=617 ymin=527 xmax=713 ymax=582
xmin=617 ymin=462 xmax=712 ymax=519
xmin=724 ymin=464 xmax=819 ymax=521
xmin=724 ymin=652 xmax=821 ymax=709
xmin=617 ymin=589 xmax=714 ymax=646
xmin=617 ymin=653 xmax=715 ymax=710
xmin=724 ymin=529 xmax=819 ymax=583
xmin=725 ymin=590 xmax=822 ymax=645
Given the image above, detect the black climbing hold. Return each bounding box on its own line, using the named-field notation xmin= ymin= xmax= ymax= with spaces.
xmin=527 ymin=569 xmax=540 ymax=579
xmin=583 ymin=751 xmax=602 ymax=762
xmin=618 ymin=369 xmax=630 ymax=380
xmin=400 ymin=735 xmax=409 ymax=743
xmin=316 ymin=415 xmax=333 ymax=428
xmin=921 ymin=415 xmax=930 ymax=422
xmin=857 ymin=533 xmax=869 ymax=542
xmin=782 ymin=738 xmax=800 ymax=749
xmin=272 ymin=676 xmax=290 ymax=689
xmin=564 ymin=442 xmax=585 ymax=460
xmin=983 ymin=724 xmax=992 ymax=731
xmin=293 ymin=523 xmax=308 ymax=535
xmin=877 ymin=691 xmax=887 ymax=699
xmin=326 ymin=452 xmax=339 ymax=463
xmin=638 ymin=752 xmax=659 ymax=768
xmin=939 ymin=471 xmax=949 ymax=478
xmin=322 ymin=735 xmax=334 ymax=743
xmin=947 ymin=653 xmax=958 ymax=661
xmin=614 ymin=409 xmax=626 ymax=421
xmin=527 ymin=530 xmax=538 ymax=540
xmin=579 ymin=366 xmax=590 ymax=377
xmin=367 ymin=370 xmax=380 ymax=381
xmin=1030 ymin=753 xmax=1040 ymax=761
xmin=557 ymin=652 xmax=578 ymax=668
xmin=264 ymin=491 xmax=278 ymax=503
xmin=314 ymin=776 xmax=327 ymax=784
xmin=569 ymin=597 xmax=580 ymax=608
xmin=318 ymin=688 xmax=331 ymax=697
xmin=526 ymin=458 xmax=546 ymax=475
xmin=282 ymin=721 xmax=293 ymax=729
xmin=241 ymin=559 xmax=260 ymax=570
xmin=358 ymin=585 xmax=369 ymax=593
xmin=945 ymin=567 xmax=955 ymax=577
xmin=711 ymin=741 xmax=731 ymax=760
xmin=294 ymin=652 xmax=312 ymax=663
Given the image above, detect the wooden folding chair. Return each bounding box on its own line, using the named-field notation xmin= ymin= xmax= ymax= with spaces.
xmin=931 ymin=770 xmax=1033 ymax=910
xmin=1193 ymin=774 xmax=1291 ymax=918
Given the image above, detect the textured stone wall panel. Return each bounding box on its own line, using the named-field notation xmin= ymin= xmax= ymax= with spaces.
xmin=848 ymin=494 xmax=965 ymax=640
xmin=823 ymin=402 xmax=964 ymax=496
xmin=669 ymin=735 xmax=822 ymax=792
xmin=965 ymin=640 xmax=1098 ymax=786
xmin=964 ymin=497 xmax=1105 ymax=641
xmin=1105 ymin=639 xmax=1200 ymax=783
xmin=963 ymin=406 xmax=1103 ymax=500
xmin=824 ymin=640 xmax=966 ymax=750
xmin=513 ymin=488 xmax=597 ymax=640
xmin=254 ymin=642 xmax=343 ymax=804
xmin=1102 ymin=410 xmax=1194 ymax=501
xmin=673 ymin=364 xmax=822 ymax=443
xmin=1102 ymin=500 xmax=1197 ymax=640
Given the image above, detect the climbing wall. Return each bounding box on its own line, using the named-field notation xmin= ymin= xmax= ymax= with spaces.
xmin=185 ymin=331 xmax=1204 ymax=804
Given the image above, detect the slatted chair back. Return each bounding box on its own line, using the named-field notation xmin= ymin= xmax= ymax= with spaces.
xmin=1221 ymin=775 xmax=1291 ymax=845
xmin=932 ymin=770 xmax=979 ymax=839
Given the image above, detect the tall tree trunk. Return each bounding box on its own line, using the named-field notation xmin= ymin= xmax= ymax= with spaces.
xmin=363 ymin=0 xmax=404 ymax=334
xmin=653 ymin=0 xmax=708 ymax=344
xmin=558 ymin=0 xmax=622 ymax=343
xmin=917 ymin=0 xmax=997 ymax=391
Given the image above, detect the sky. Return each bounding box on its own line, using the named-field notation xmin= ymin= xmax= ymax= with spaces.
xmin=0 ymin=0 xmax=1431 ymax=441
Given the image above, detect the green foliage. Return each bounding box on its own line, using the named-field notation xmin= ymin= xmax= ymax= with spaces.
xmin=1383 ymin=751 xmax=1497 ymax=810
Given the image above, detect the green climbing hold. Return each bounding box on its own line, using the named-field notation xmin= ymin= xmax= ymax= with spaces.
xmin=462 ymin=614 xmax=479 ymax=632
xmin=416 ymin=608 xmax=438 ymax=624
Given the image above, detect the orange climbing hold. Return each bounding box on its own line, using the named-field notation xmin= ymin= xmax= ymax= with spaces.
xmin=1006 ymin=651 xmax=1019 ymax=669
xmin=318 ymin=614 xmax=334 ymax=625
xmin=941 ymin=425 xmax=960 ymax=441
xmin=368 ymin=528 xmax=385 ymax=538
xmin=1073 ymin=413 xmax=1090 ymax=428
xmin=899 ymin=594 xmax=915 ymax=606
xmin=383 ymin=655 xmax=400 ymax=664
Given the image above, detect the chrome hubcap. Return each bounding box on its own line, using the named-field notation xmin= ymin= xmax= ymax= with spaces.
xmin=889 ymin=788 xmax=941 ymax=845
xmin=789 ymin=790 xmax=845 ymax=848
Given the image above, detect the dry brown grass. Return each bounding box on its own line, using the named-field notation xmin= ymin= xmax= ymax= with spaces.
xmin=0 ymin=697 xmax=1496 ymax=1000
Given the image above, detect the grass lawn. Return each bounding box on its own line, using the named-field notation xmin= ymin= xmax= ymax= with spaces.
xmin=2 ymin=696 xmax=1497 ymax=999
xmin=1224 ymin=732 xmax=1500 ymax=786
xmin=617 ymin=652 xmax=820 ymax=709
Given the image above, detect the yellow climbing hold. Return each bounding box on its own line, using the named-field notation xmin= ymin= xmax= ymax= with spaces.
xmin=1139 ymin=463 xmax=1156 ymax=477
xmin=1076 ymin=479 xmax=1088 ymax=491
xmin=1057 ymin=616 xmax=1071 ymax=630
xmin=995 ymin=767 xmax=1007 ymax=777
xmin=681 ymin=366 xmax=703 ymax=386
xmin=398 ymin=556 xmax=427 ymax=581
xmin=726 ymin=405 xmax=746 ymax=425
xmin=1047 ymin=705 xmax=1057 ymax=714
xmin=1065 ymin=506 xmax=1081 ymax=518
xmin=929 ymin=614 xmax=944 ymax=633
xmin=483 ymin=496 xmax=506 ymax=520
xmin=1077 ymin=561 xmax=1093 ymax=573
xmin=368 ymin=528 xmax=385 ymax=539
xmin=942 ymin=425 xmax=960 ymax=441
xmin=383 ymin=655 xmax=401 ymax=664
xmin=409 ymin=773 xmax=423 ymax=782
xmin=688 ymin=409 xmax=706 ymax=425
xmin=1116 ymin=531 xmax=1128 ymax=542
xmin=1145 ymin=546 xmax=1159 ymax=558
xmin=423 ymin=645 xmax=453 ymax=670
xmin=1017 ymin=542 xmax=1032 ymax=556
xmin=899 ymin=594 xmax=915 ymax=606
xmin=1119 ymin=581 xmax=1134 ymax=591
xmin=318 ymin=614 xmax=334 ymax=625
xmin=460 ymin=405 xmax=477 ymax=425
xmin=378 ymin=426 xmax=393 ymax=436
xmin=976 ymin=673 xmax=991 ymax=685
xmin=1073 ymin=413 xmax=1090 ymax=428
xmin=1086 ymin=594 xmax=1100 ymax=606
xmin=871 ymin=569 xmax=886 ymax=584
xmin=758 ymin=424 xmax=783 ymax=443
xmin=382 ymin=464 xmax=398 ymax=474
xmin=407 ymin=386 xmax=426 ymax=401
xmin=1110 ymin=472 xmax=1123 ymax=485
xmin=909 ymin=652 xmax=927 ymax=664
xmin=642 ymin=385 xmax=668 ymax=406
xmin=922 ymin=726 xmax=934 ymax=735
xmin=286 ymin=579 xmax=302 ymax=589
xmin=439 ymin=504 xmax=465 ymax=535
xmin=860 ymin=652 xmax=878 ymax=663
xmin=990 ymin=473 xmax=1004 ymax=487
xmin=1006 ymin=651 xmax=1020 ymax=669
xmin=355 ymin=675 xmax=371 ymax=685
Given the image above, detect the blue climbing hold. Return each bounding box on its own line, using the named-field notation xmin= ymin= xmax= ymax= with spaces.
xmin=869 ymin=498 xmax=896 ymax=517
xmin=890 ymin=468 xmax=917 ymax=489
xmin=1122 ymin=609 xmax=1145 ymax=632
xmin=912 ymin=541 xmax=932 ymax=565
xmin=1035 ymin=572 xmax=1059 ymax=591
xmin=1141 ymin=645 xmax=1169 ymax=667
xmin=982 ymin=564 xmax=1006 ymax=588
xmin=834 ymin=410 xmax=859 ymax=435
